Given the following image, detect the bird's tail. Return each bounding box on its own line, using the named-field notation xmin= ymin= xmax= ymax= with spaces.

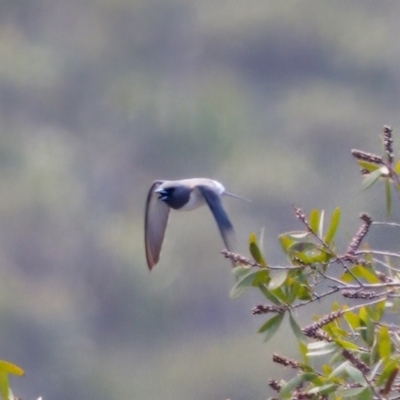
xmin=224 ymin=191 xmax=251 ymax=202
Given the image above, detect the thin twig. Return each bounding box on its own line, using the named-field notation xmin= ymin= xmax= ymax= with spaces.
xmin=291 ymin=287 xmax=340 ymax=310
xmin=370 ymin=257 xmax=400 ymax=272
xmin=372 ymin=222 xmax=400 ymax=228
xmin=356 ymin=250 xmax=400 ymax=259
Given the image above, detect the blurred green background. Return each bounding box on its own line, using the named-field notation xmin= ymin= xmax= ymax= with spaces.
xmin=0 ymin=1 xmax=399 ymax=399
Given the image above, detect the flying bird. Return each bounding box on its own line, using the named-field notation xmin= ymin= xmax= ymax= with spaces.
xmin=144 ymin=178 xmax=246 ymax=270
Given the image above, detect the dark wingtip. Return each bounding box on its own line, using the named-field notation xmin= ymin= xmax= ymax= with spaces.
xmin=148 ymin=258 xmax=157 ymax=271
xmin=146 ymin=251 xmax=158 ymax=271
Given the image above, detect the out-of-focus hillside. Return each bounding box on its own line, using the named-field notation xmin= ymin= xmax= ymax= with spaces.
xmin=0 ymin=1 xmax=400 ymax=399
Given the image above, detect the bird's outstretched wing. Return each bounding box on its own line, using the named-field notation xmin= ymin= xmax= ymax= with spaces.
xmin=197 ymin=185 xmax=236 ymax=253
xmin=145 ymin=181 xmax=170 ymax=270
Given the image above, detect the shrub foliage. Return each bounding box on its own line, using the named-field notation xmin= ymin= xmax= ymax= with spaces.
xmin=224 ymin=126 xmax=400 ymax=400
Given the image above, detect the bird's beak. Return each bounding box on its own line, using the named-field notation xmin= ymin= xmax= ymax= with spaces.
xmin=155 ymin=188 xmax=168 ymax=201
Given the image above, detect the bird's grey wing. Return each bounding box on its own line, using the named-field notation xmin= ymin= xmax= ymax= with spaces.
xmin=145 ymin=181 xmax=170 ymax=270
xmin=197 ymin=185 xmax=236 ymax=252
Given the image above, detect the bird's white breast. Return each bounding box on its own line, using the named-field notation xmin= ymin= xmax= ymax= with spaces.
xmin=178 ymin=189 xmax=205 ymax=211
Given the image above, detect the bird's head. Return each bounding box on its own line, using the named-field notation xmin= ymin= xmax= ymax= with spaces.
xmin=155 ymin=184 xmax=191 ymax=210
xmin=155 ymin=186 xmax=174 ymax=202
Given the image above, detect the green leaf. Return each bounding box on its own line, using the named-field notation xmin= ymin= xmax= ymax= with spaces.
xmin=359 ymin=320 xmax=375 ymax=347
xmin=0 ymin=361 xmax=24 ymax=377
xmin=386 ymin=178 xmax=392 ymax=216
xmin=288 ymin=242 xmax=329 ymax=265
xmin=318 ymin=210 xmax=324 ymax=238
xmin=307 ymin=342 xmax=337 ymax=357
xmin=370 ymin=359 xmax=383 ymax=380
xmin=278 ymin=373 xmax=317 ymax=399
xmin=359 ymin=306 xmax=368 ymax=323
xmin=0 ymin=361 xmax=24 ymax=400
xmin=356 ymin=160 xmax=381 ymax=173
xmin=338 ymin=387 xmax=372 ymax=399
xmin=296 ymin=284 xmax=312 ymax=301
xmin=285 ymin=281 xmax=299 ymax=305
xmin=288 ymin=241 xmax=317 ymax=254
xmin=328 ymin=361 xmax=351 ymax=379
xmin=258 ymin=284 xmax=282 ymax=305
xmin=366 ymin=299 xmax=386 ymax=322
xmin=258 ymin=313 xmax=284 ymax=342
xmin=231 ymin=265 xmax=251 ymax=280
xmin=309 ymin=209 xmax=320 ymax=235
xmin=269 ymin=285 xmax=290 ymax=304
xmin=328 ymin=361 xmax=368 ymax=386
xmin=279 ymin=232 xmax=309 ymax=254
xmin=360 ymin=168 xmax=383 ymax=190
xmin=307 ymin=383 xmax=338 ymax=396
xmin=230 ymin=269 xmax=269 ymax=298
xmin=335 ymin=339 xmax=359 ymax=351
xmin=299 ymin=341 xmax=309 ymax=365
xmin=378 ymin=325 xmax=392 ymax=359
xmin=356 ymin=388 xmax=373 ymax=400
xmin=395 ymin=160 xmax=400 ymax=175
xmin=285 ymin=232 xmax=310 ymax=239
xmin=289 ymin=312 xmax=307 ymax=342
xmin=249 ymin=233 xmax=267 ymax=266
xmin=341 ymin=265 xmax=380 ymax=284
xmin=324 ymin=207 xmax=341 ymax=245
xmin=268 ymin=271 xmax=288 ymax=290
xmin=230 ymin=272 xmax=255 ymax=298
xmin=377 ymin=359 xmax=398 ymax=386
xmin=343 ymin=311 xmax=360 ymax=330
xmin=322 ymin=364 xmax=332 ymax=375
xmin=0 ymin=372 xmax=8 ymax=400
xmin=308 ymin=341 xmax=332 ymax=350
xmin=278 ymin=235 xmax=294 ymax=254
xmin=346 ymin=365 xmax=367 ymax=384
